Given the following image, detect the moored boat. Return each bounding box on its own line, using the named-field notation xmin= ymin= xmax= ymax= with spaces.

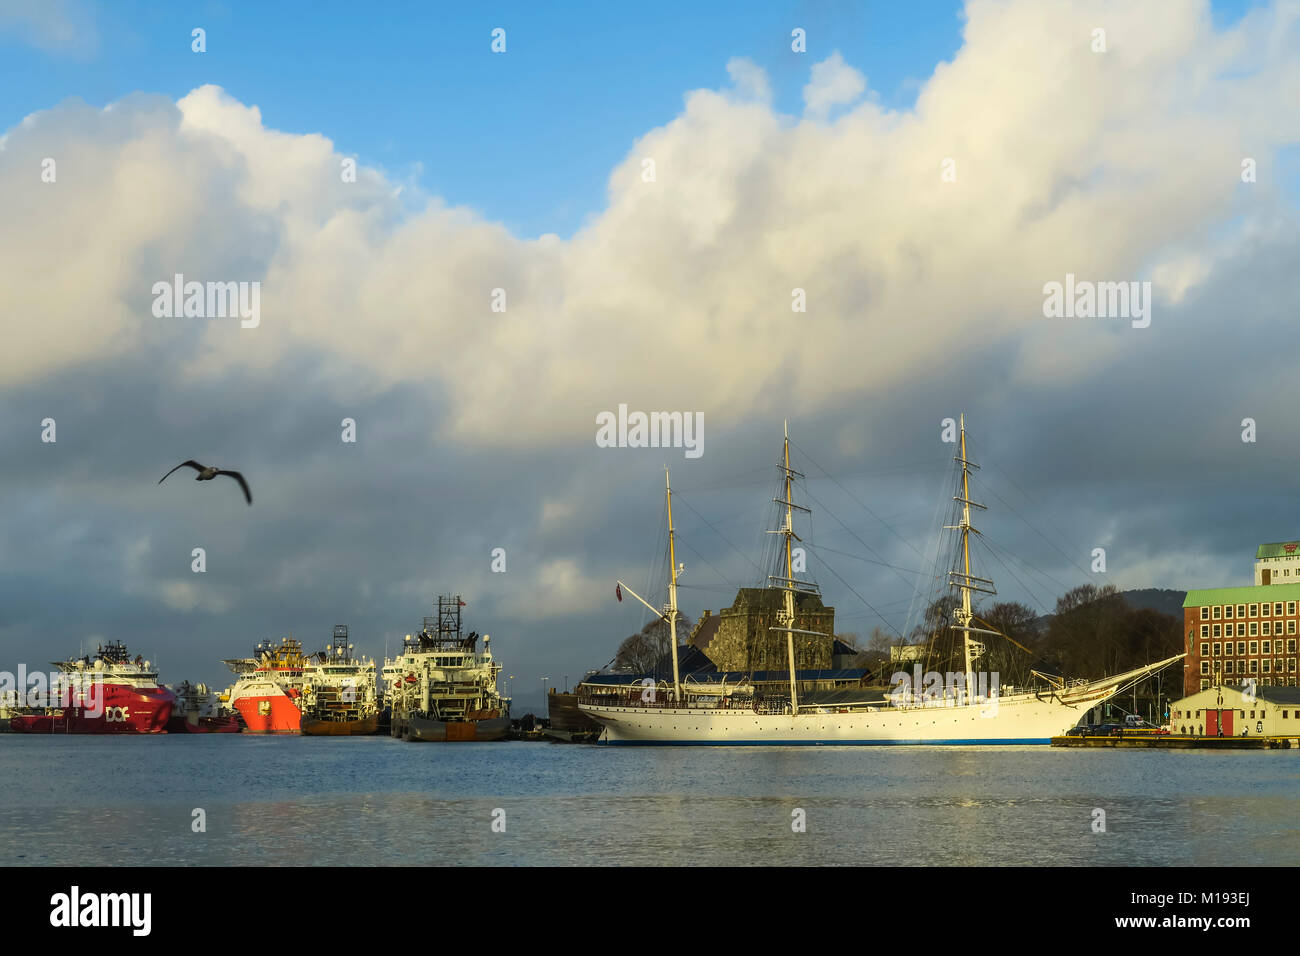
xmin=165 ymin=680 xmax=242 ymax=733
xmin=9 ymin=641 xmax=174 ymax=734
xmin=386 ymin=596 xmax=511 ymax=741
xmin=579 ymin=420 xmax=1183 ymax=745
xmin=300 ymin=626 xmax=382 ymax=736
xmin=223 ymin=638 xmax=309 ymax=734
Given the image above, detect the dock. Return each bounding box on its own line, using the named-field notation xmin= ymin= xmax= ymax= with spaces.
xmin=1051 ymin=734 xmax=1298 ymax=749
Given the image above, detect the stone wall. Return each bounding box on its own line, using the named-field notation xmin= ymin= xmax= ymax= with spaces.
xmin=703 ymin=587 xmax=834 ymax=673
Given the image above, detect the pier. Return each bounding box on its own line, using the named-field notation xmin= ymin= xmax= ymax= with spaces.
xmin=1051 ymin=734 xmax=1299 ymax=749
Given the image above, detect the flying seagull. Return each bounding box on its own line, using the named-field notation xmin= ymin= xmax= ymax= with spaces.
xmin=158 ymin=460 xmax=253 ymax=505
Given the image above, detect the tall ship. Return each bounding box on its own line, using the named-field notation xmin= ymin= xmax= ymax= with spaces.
xmin=300 ymin=625 xmax=383 ymax=735
xmin=9 ymin=641 xmax=175 ymax=734
xmin=386 ymin=596 xmax=511 ymax=741
xmin=223 ymin=637 xmax=310 ymax=734
xmin=578 ymin=420 xmax=1182 ymax=745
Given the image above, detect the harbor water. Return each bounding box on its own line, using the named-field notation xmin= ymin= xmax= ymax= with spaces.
xmin=3 ymin=737 xmax=1298 ymax=866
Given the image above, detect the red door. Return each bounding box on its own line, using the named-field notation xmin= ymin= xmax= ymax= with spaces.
xmin=1207 ymin=710 xmax=1219 ymax=736
xmin=1221 ymin=709 xmax=1233 ymax=735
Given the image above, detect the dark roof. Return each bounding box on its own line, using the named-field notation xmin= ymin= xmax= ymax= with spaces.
xmin=832 ymin=639 xmax=858 ymax=656
xmin=1254 ymin=685 xmax=1300 ymax=704
xmin=690 ymin=614 xmax=721 ymax=655
xmin=801 ymin=688 xmax=888 ymax=706
xmin=653 ymin=644 xmax=713 ymax=675
xmin=582 ymin=667 xmax=868 ymax=686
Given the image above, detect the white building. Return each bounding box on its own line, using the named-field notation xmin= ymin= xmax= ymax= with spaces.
xmin=1169 ymin=683 xmax=1300 ymax=736
xmin=1254 ymin=541 xmax=1300 ymax=585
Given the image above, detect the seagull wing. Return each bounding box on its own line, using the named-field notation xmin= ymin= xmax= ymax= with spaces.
xmin=158 ymin=460 xmax=205 ymax=484
xmin=216 ymin=470 xmax=253 ymax=505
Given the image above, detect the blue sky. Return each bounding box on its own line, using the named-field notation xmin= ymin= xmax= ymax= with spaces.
xmin=0 ymin=1 xmax=1275 ymax=235
xmin=6 ymin=1 xmax=966 ymax=237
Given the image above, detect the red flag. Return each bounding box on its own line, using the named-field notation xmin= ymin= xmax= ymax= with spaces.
xmin=458 ymin=599 xmax=467 ymax=606
xmin=615 ymin=583 xmax=622 ymax=602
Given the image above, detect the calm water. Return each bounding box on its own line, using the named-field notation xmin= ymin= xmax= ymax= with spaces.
xmin=2 ymin=736 xmax=1299 ymax=865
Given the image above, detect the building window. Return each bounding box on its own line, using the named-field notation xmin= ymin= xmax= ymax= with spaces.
xmin=1213 ymin=642 xmax=1221 ymax=656
xmin=1290 ymin=622 xmax=1296 ymax=635
xmin=1277 ymin=603 xmax=1285 ymax=616
xmin=1251 ymin=660 xmax=1259 ymax=673
xmin=1200 ymin=680 xmax=1210 ymax=690
xmin=1263 ymin=622 xmax=1271 ymax=636
xmin=1238 ymin=641 xmax=1246 ymax=655
xmin=1200 ymin=643 xmax=1209 ymax=656
xmin=1250 ymin=641 xmax=1259 ymax=654
xmin=1200 ymin=662 xmax=1209 ymax=674
xmin=1239 ymin=604 xmax=1247 ymax=617
xmin=1201 ymin=606 xmax=1210 ymax=620
xmin=1225 ymin=604 xmax=1234 ymax=619
xmin=1250 ymin=622 xmax=1258 ymax=636
xmin=1264 ymin=660 xmax=1272 ymax=673
xmin=1292 ymin=660 xmax=1298 ymax=673
xmin=1238 ymin=623 xmax=1246 ymax=636
xmin=1214 ymin=624 xmax=1222 ymax=637
xmin=1225 ymin=660 xmax=1234 ymax=674
xmin=1201 ymin=625 xmax=1210 ymax=638
xmin=1263 ymin=640 xmax=1272 ymax=654
xmin=1289 ymin=639 xmax=1296 ymax=653
xmin=1291 ymin=602 xmax=1297 ymax=616
xmin=1213 ymin=606 xmax=1222 ymax=619
xmin=1250 ymin=603 xmax=1259 ymax=617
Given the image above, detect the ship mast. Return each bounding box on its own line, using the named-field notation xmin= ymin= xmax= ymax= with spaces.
xmin=767 ymin=421 xmax=819 ymax=715
xmin=612 ymin=469 xmax=685 ymax=704
xmin=665 ymin=467 xmax=682 ymax=703
xmin=947 ymin=415 xmax=997 ymax=701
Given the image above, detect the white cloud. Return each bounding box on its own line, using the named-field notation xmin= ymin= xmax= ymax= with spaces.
xmin=802 ymin=51 xmax=867 ymax=118
xmin=1 ymin=0 xmax=1299 ymax=456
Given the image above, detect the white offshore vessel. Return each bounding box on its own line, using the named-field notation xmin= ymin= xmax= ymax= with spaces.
xmin=578 ymin=420 xmax=1181 ymax=745
xmin=385 ymin=596 xmax=511 ymax=741
xmin=300 ymin=626 xmax=382 ymax=735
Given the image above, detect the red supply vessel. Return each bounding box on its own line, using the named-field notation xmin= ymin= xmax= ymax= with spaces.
xmin=222 ymin=638 xmax=309 ymax=734
xmin=9 ymin=641 xmax=174 ymax=734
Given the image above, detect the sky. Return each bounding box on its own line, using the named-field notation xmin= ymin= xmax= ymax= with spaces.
xmin=1 ymin=0 xmax=1298 ymax=712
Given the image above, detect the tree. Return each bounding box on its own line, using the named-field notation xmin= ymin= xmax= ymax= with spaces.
xmin=614 ymin=613 xmax=693 ymax=674
xmin=974 ymin=601 xmax=1041 ymax=685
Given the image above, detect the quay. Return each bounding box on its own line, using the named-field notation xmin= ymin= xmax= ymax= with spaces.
xmin=1051 ymin=734 xmax=1297 ymax=749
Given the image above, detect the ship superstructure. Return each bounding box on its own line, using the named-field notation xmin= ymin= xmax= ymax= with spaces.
xmin=385 ymin=596 xmax=510 ymax=741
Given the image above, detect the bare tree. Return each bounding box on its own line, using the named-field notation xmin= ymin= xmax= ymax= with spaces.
xmin=614 ymin=613 xmax=692 ymax=673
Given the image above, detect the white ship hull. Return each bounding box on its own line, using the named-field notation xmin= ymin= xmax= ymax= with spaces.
xmin=583 ymin=696 xmax=1075 ymax=745
xmin=579 ymin=658 xmax=1181 ymax=745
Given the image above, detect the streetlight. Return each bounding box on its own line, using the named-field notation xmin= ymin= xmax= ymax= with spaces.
xmin=541 ymin=676 xmax=550 ymax=711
